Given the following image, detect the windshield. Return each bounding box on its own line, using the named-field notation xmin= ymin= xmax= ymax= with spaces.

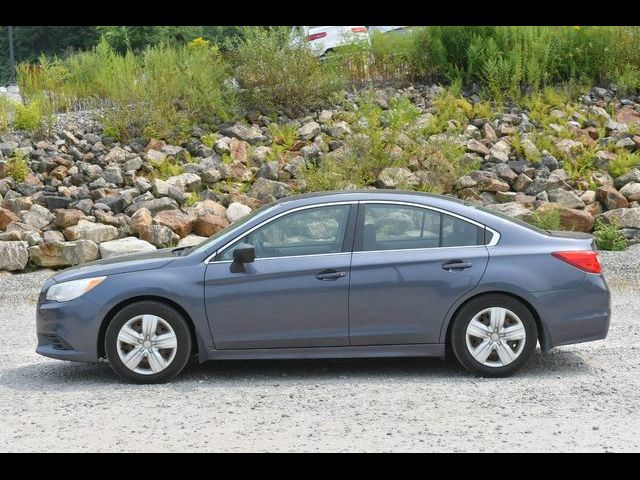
xmin=186 ymin=203 xmax=280 ymax=256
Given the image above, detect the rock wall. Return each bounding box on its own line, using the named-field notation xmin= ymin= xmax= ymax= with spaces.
xmin=1 ymin=84 xmax=640 ymax=272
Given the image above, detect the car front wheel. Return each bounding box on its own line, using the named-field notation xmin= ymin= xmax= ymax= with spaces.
xmin=105 ymin=301 xmax=192 ymax=384
xmin=450 ymin=294 xmax=538 ymax=377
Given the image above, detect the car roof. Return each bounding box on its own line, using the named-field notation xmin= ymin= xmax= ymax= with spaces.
xmin=275 ymin=189 xmax=474 ymax=207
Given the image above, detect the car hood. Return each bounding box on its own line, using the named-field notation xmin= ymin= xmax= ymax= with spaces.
xmin=52 ymin=248 xmax=177 ymax=283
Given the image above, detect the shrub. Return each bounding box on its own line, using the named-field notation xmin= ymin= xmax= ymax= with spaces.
xmin=267 ymin=123 xmax=297 ymax=149
xmin=201 ymin=133 xmax=218 ymax=148
xmin=13 ymin=100 xmax=44 ymax=132
xmin=608 ymin=151 xmax=640 ymax=178
xmin=0 ymin=97 xmax=9 ymax=132
xmin=5 ymin=150 xmax=30 ymax=183
xmin=230 ymin=27 xmax=345 ymax=115
xmin=527 ymin=207 xmax=562 ymax=231
xmin=149 ymin=157 xmax=183 ymax=180
xmin=594 ymin=218 xmax=628 ymax=251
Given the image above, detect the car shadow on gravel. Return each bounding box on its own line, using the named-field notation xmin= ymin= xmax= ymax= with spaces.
xmin=0 ymin=348 xmax=591 ymax=390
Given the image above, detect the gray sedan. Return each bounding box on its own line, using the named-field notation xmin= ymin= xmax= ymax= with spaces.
xmin=36 ymin=191 xmax=611 ymax=383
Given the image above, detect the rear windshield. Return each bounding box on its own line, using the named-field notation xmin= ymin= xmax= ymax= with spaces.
xmin=474 ymin=204 xmax=549 ymax=235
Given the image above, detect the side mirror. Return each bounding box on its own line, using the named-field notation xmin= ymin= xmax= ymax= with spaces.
xmin=233 ymin=243 xmax=255 ymax=264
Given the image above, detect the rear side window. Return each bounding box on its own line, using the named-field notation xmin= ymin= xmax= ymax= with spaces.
xmin=361 ymin=204 xmax=482 ymax=251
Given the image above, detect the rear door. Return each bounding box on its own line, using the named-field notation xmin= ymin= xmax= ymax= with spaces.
xmin=348 ymin=201 xmax=489 ymax=345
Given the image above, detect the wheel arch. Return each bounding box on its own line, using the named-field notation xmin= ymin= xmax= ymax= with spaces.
xmin=97 ymin=295 xmax=200 ymax=359
xmin=442 ymin=290 xmax=550 ymax=352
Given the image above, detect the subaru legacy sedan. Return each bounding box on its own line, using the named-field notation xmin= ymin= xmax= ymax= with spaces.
xmin=36 ymin=191 xmax=611 ymax=383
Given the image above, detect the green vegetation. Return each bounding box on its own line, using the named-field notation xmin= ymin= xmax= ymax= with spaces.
xmin=0 ymin=97 xmax=9 ymax=132
xmin=185 ymin=191 xmax=200 ymax=207
xmin=527 ymin=207 xmax=562 ymax=231
xmin=608 ymin=151 xmax=640 ymax=178
xmin=230 ymin=27 xmax=345 ymax=115
xmin=594 ymin=218 xmax=628 ymax=251
xmin=149 ymin=157 xmax=184 ymax=181
xmin=302 ymin=94 xmax=473 ymax=193
xmin=5 ymin=150 xmax=30 ymax=183
xmin=7 ymin=26 xmax=640 ymax=141
xmin=200 ymin=133 xmax=218 ymax=148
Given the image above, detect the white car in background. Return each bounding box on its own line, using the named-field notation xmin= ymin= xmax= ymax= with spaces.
xmin=291 ymin=26 xmax=370 ymax=57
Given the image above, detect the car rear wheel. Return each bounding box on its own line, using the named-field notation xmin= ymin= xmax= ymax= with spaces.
xmin=450 ymin=294 xmax=538 ymax=377
xmin=105 ymin=301 xmax=192 ymax=384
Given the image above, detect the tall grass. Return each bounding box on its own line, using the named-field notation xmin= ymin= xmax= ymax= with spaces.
xmin=12 ymin=26 xmax=640 ymax=141
xmin=18 ymin=37 xmax=236 ymax=142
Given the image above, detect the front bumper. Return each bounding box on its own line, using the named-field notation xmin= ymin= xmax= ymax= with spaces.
xmin=36 ymin=286 xmax=104 ymax=363
xmin=534 ymin=273 xmax=611 ymax=351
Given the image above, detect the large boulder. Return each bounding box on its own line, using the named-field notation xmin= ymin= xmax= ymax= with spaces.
xmin=620 ymin=182 xmax=640 ymax=202
xmin=29 ymin=240 xmax=100 ymax=267
xmin=177 ymin=234 xmax=208 ymax=248
xmin=54 ymin=209 xmax=85 ymax=228
xmin=154 ymin=210 xmax=196 ymax=238
xmin=64 ymin=220 xmax=118 ymax=243
xmin=22 ymin=204 xmax=54 ymax=230
xmin=599 ymin=207 xmax=640 ymax=229
xmin=485 ymin=202 xmax=531 ymax=220
xmin=193 ymin=215 xmax=229 ymax=237
xmin=0 ymin=207 xmax=20 ymax=230
xmin=0 ymin=241 xmax=29 ymax=271
xmin=297 ymin=121 xmax=321 ymax=141
xmin=247 ymin=177 xmax=291 ymax=202
xmin=226 ymin=202 xmax=252 ymax=223
xmin=536 ymin=203 xmax=595 ymax=232
xmin=547 ymin=188 xmax=585 ymax=209
xmin=596 ymin=186 xmax=629 ymax=211
xmin=221 ymin=124 xmax=266 ymax=145
xmin=99 ymin=237 xmax=157 ymax=259
xmin=138 ymin=224 xmax=179 ymax=248
xmin=376 ymin=167 xmax=419 ymax=189
xmin=126 ymin=197 xmax=179 ymax=216
xmin=129 ymin=208 xmax=152 ymax=235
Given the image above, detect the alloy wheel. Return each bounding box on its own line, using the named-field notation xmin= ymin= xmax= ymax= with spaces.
xmin=465 ymin=307 xmax=526 ymax=368
xmin=116 ymin=315 xmax=178 ymax=375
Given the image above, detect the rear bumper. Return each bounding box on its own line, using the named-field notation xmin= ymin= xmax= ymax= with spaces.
xmin=534 ymin=274 xmax=611 ymax=351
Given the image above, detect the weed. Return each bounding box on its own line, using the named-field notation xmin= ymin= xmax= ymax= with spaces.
xmin=593 ymin=217 xmax=628 ymax=251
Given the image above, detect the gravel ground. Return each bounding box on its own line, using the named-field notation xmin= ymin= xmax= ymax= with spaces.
xmin=1 ymin=247 xmax=639 ymax=452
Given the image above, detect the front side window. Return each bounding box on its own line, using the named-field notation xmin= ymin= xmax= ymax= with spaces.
xmin=219 ymin=205 xmax=351 ymax=261
xmin=361 ymin=203 xmax=481 ymax=251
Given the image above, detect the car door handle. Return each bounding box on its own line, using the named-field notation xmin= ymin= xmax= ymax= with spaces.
xmin=442 ymin=260 xmax=473 ymax=271
xmin=315 ymin=269 xmax=347 ymax=281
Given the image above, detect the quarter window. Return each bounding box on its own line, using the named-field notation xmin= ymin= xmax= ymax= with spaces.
xmin=361 ymin=204 xmax=481 ymax=251
xmin=219 ymin=205 xmax=351 ymax=261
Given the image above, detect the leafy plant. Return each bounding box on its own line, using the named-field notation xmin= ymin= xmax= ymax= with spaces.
xmin=149 ymin=157 xmax=183 ymax=180
xmin=608 ymin=151 xmax=640 ymax=178
xmin=185 ymin=191 xmax=200 ymax=207
xmin=230 ymin=27 xmax=344 ymax=115
xmin=527 ymin=207 xmax=562 ymax=231
xmin=201 ymin=132 xmax=218 ymax=148
xmin=5 ymin=150 xmax=30 ymax=183
xmin=267 ymin=123 xmax=297 ymax=149
xmin=593 ymin=218 xmax=628 ymax=251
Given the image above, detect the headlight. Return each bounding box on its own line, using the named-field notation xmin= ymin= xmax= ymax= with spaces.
xmin=46 ymin=276 xmax=107 ymax=302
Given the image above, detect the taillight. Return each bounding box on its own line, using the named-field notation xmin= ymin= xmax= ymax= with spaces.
xmin=351 ymin=27 xmax=368 ymax=33
xmin=307 ymin=32 xmax=327 ymax=41
xmin=551 ymin=251 xmax=602 ymax=274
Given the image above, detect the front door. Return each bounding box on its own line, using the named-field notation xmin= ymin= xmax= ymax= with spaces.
xmin=204 ymin=203 xmax=356 ymax=350
xmin=349 ymin=202 xmax=489 ymax=345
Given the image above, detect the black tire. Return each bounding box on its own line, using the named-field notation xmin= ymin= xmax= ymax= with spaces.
xmin=105 ymin=301 xmax=192 ymax=384
xmin=450 ymin=294 xmax=538 ymax=378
